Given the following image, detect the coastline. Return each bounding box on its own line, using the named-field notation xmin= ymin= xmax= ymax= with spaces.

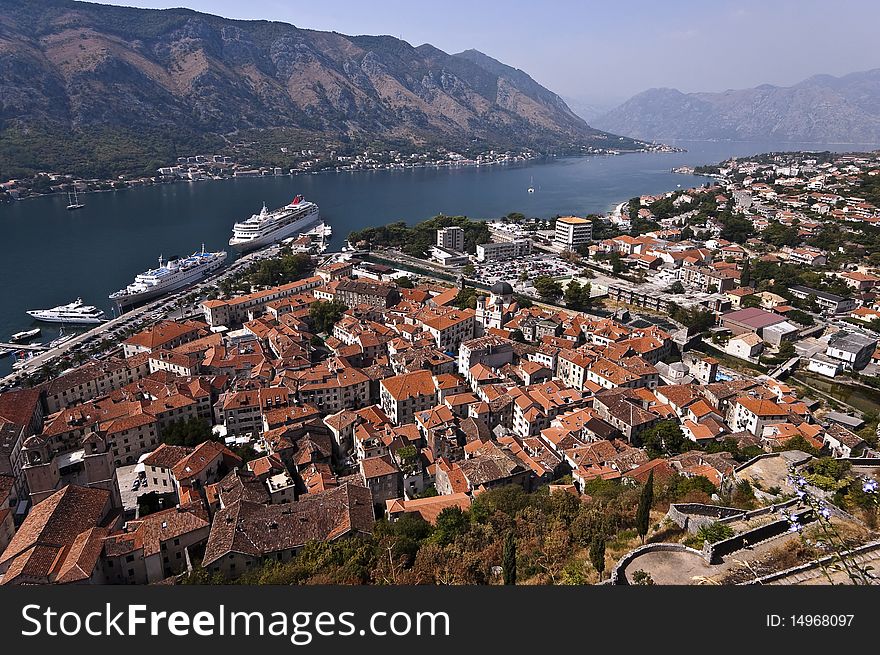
xmin=1 ymin=146 xmax=683 ymax=205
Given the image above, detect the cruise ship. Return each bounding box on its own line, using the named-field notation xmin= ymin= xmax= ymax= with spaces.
xmin=110 ymin=245 xmax=227 ymax=308
xmin=229 ymin=195 xmax=320 ymax=252
xmin=27 ymin=298 xmax=107 ymax=324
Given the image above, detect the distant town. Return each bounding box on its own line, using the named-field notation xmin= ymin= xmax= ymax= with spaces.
xmin=2 ymin=149 xmax=880 ymax=586
xmin=0 ymin=140 xmax=678 ymax=203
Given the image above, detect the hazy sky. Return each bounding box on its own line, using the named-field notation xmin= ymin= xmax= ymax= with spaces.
xmin=90 ymin=0 xmax=880 ymax=108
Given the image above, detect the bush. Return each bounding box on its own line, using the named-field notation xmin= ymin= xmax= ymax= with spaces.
xmin=696 ymin=522 xmax=735 ymax=544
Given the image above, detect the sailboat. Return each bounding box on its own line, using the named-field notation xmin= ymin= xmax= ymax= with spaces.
xmin=527 ymin=176 xmax=535 ymax=194
xmin=66 ymin=187 xmax=85 ymax=211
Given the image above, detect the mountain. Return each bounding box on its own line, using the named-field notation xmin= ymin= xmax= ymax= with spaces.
xmin=0 ymin=0 xmax=638 ymax=177
xmin=592 ymin=69 xmax=880 ymax=144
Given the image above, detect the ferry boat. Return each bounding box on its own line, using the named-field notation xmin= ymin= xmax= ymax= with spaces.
xmin=110 ymin=245 xmax=227 ymax=308
xmin=229 ymin=195 xmax=320 ymax=252
xmin=27 ymin=298 xmax=107 ymax=324
xmin=10 ymin=328 xmax=41 ymax=342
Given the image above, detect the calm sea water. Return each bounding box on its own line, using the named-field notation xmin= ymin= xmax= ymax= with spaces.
xmin=1 ymin=139 xmax=876 ymax=374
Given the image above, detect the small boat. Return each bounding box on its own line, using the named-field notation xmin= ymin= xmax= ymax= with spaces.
xmin=10 ymin=328 xmax=41 ymax=343
xmin=527 ymin=176 xmax=535 ymax=193
xmin=48 ymin=324 xmax=75 ymax=350
xmin=66 ymin=187 xmax=85 ymax=211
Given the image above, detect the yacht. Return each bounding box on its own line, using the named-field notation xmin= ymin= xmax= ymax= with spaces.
xmin=229 ymin=195 xmax=320 ymax=252
xmin=27 ymin=298 xmax=106 ymax=324
xmin=10 ymin=328 xmax=41 ymax=342
xmin=110 ymin=245 xmax=227 ymax=308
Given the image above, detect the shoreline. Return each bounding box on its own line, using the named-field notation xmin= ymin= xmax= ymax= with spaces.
xmin=1 ymin=147 xmax=682 ymax=205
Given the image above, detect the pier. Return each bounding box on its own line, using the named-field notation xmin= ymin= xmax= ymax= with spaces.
xmin=0 ymin=342 xmax=48 ymax=351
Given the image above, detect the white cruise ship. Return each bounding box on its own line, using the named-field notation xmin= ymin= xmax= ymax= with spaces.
xmin=27 ymin=298 xmax=107 ymax=324
xmin=229 ymin=195 xmax=320 ymax=252
xmin=110 ymin=245 xmax=227 ymax=308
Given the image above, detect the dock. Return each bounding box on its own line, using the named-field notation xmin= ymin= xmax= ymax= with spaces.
xmin=0 ymin=342 xmax=49 ymax=351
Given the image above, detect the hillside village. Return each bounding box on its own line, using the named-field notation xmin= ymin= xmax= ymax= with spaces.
xmin=2 ymin=151 xmax=880 ymax=585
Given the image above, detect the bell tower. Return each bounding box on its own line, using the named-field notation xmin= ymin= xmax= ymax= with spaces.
xmin=22 ymin=435 xmax=60 ymax=506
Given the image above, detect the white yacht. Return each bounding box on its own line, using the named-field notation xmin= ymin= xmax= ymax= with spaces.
xmin=229 ymin=195 xmax=320 ymax=252
xmin=27 ymin=298 xmax=107 ymax=324
xmin=10 ymin=328 xmax=40 ymax=342
xmin=110 ymin=245 xmax=227 ymax=308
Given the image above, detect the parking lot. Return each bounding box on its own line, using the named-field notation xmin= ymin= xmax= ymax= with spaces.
xmin=475 ymin=253 xmax=583 ymax=291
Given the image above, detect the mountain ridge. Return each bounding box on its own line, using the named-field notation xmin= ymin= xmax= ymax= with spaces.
xmin=0 ymin=0 xmax=640 ymax=177
xmin=592 ymin=69 xmax=880 ymax=144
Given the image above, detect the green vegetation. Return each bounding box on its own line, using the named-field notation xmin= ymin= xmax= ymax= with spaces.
xmin=534 ymin=276 xmax=563 ymax=301
xmin=502 ymin=531 xmax=517 ymax=585
xmin=454 ymin=287 xmax=480 ymax=310
xmin=805 ymin=458 xmax=852 ymax=492
xmin=564 ymin=280 xmax=592 ymax=311
xmin=666 ymin=302 xmax=716 ymax=333
xmin=246 ymin=250 xmax=314 ymax=287
xmin=695 ymin=521 xmax=734 ymax=544
xmin=309 ymin=300 xmax=347 ymax=334
xmin=348 ymin=215 xmax=490 ymax=257
xmin=186 ymin=484 xmax=649 ymax=585
xmin=162 ymin=417 xmax=212 ymax=448
xmin=589 ymin=535 xmax=606 ymax=581
xmin=718 ymin=212 xmax=755 ymax=244
xmin=630 ymin=569 xmax=654 ymax=585
xmin=0 ymin=124 xmax=221 ymax=179
xmin=636 ymin=472 xmax=654 ymax=544
xmin=638 ymin=421 xmax=687 ymax=458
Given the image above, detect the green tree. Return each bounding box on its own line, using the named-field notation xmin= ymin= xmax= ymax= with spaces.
xmin=502 ymin=530 xmax=517 ymax=585
xmin=396 ymin=276 xmax=414 ymax=289
xmin=777 ymin=340 xmax=795 ymax=359
xmin=462 ymin=263 xmax=476 ymax=277
xmin=631 ymin=569 xmax=655 ymax=585
xmin=433 ymin=506 xmax=469 ymax=546
xmin=667 ymin=281 xmax=685 ymax=294
xmin=534 ymin=276 xmax=563 ymax=301
xmin=564 ymin=280 xmax=592 ymax=311
xmin=636 ymin=471 xmax=654 ymax=544
xmin=309 ymin=300 xmax=347 ymax=334
xmin=454 ymin=287 xmax=478 ymax=310
xmin=589 ymin=535 xmax=606 ymax=581
xmin=639 ymin=420 xmax=686 ymax=458
xmin=740 ymin=257 xmax=751 ymax=287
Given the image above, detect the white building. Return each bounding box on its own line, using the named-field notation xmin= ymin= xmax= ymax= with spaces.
xmin=476 ymin=240 xmax=533 ymax=262
xmin=554 ymin=216 xmax=592 ymax=250
xmin=436 ymin=226 xmax=465 ymax=253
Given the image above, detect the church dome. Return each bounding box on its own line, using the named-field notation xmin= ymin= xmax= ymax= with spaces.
xmin=490 ymin=280 xmax=514 ymax=296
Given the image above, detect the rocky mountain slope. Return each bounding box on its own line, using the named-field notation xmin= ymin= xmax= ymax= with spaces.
xmin=592 ymin=69 xmax=880 ymax=144
xmin=0 ymin=0 xmax=639 ymax=176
